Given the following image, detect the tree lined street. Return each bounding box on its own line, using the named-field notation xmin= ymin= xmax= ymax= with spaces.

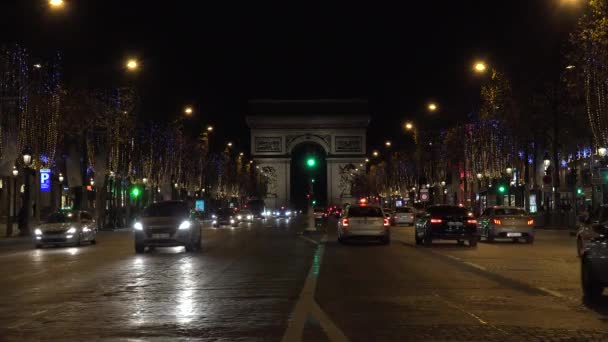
xmin=1 ymin=218 xmax=607 ymax=341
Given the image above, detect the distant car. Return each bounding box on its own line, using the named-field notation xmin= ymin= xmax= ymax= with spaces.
xmin=246 ymin=199 xmax=266 ymax=218
xmin=393 ymin=207 xmax=415 ymax=226
xmin=580 ymin=221 xmax=608 ymax=300
xmin=274 ymin=207 xmax=292 ymax=218
xmin=33 ymin=210 xmax=97 ymax=248
xmin=133 ymin=201 xmax=202 ymax=253
xmin=313 ymin=207 xmax=327 ymax=220
xmin=478 ymin=206 xmax=535 ymax=243
xmin=337 ymin=205 xmax=390 ymax=245
xmin=237 ymin=209 xmax=254 ymax=223
xmin=414 ymin=205 xmax=478 ymax=247
xmin=213 ymin=208 xmax=239 ymax=227
xmin=576 ymin=205 xmax=608 ymax=257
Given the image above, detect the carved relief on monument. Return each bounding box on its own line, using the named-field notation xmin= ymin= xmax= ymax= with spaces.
xmin=286 ymin=134 xmax=332 ymax=151
xmin=335 ymin=136 xmax=363 ymax=153
xmin=255 ymin=137 xmax=282 ymax=153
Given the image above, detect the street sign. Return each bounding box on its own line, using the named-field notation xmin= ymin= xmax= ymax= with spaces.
xmin=40 ymin=169 xmax=51 ymax=193
xmin=420 ymin=189 xmax=429 ymax=202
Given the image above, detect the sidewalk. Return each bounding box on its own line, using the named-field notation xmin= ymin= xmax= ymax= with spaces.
xmin=0 ymin=223 xmax=32 ymax=246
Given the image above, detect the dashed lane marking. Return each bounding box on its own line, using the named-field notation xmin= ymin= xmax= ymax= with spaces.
xmin=282 ymin=234 xmax=348 ymax=342
xmin=298 ymin=235 xmax=320 ymax=246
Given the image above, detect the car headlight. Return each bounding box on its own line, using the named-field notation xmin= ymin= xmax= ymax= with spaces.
xmin=286 ymin=211 xmax=291 ymax=216
xmin=83 ymin=227 xmax=91 ymax=233
xmin=133 ymin=222 xmax=143 ymax=231
xmin=237 ymin=215 xmax=242 ymax=220
xmin=212 ymin=214 xmax=217 ymax=219
xmin=247 ymin=215 xmax=253 ymax=220
xmin=230 ymin=219 xmax=235 ymax=224
xmin=35 ymin=228 xmax=42 ymax=236
xmin=179 ymin=221 xmax=191 ymax=230
xmin=66 ymin=227 xmax=77 ymax=234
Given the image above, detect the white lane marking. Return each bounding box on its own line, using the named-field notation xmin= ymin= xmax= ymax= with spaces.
xmin=538 ymin=287 xmax=565 ymax=298
xmin=282 ymin=234 xmax=348 ymax=342
xmin=463 ymin=261 xmax=487 ymax=271
xmin=433 ymin=293 xmax=509 ymax=335
xmin=299 ymin=235 xmax=320 ymax=246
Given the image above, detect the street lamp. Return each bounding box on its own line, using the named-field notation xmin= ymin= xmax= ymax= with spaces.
xmin=599 ymin=147 xmax=607 ymax=157
xmin=543 ymin=153 xmax=551 ymax=168
xmin=58 ymin=173 xmax=64 ymax=183
xmin=474 ymin=61 xmax=487 ymax=73
xmin=239 ymin=152 xmax=244 ymax=157
xmin=427 ymin=103 xmax=438 ymax=112
xmin=506 ymin=167 xmax=513 ymax=175
xmin=90 ymin=178 xmax=95 ymax=187
xmin=385 ymin=141 xmax=392 ymax=148
xmin=372 ymin=151 xmax=379 ymax=157
xmin=22 ymin=151 xmax=32 ymax=167
xmin=49 ymin=0 xmax=65 ymax=9
xmin=365 ymin=158 xmax=370 ymax=163
xmin=184 ymin=106 xmax=193 ymax=116
xmin=207 ymin=125 xmax=214 ymax=132
xmin=126 ymin=59 xmax=139 ymax=71
xmin=142 ymin=178 xmax=148 ymax=184
xmin=227 ymin=142 xmax=233 ymax=147
xmin=405 ymin=122 xmax=414 ymax=130
xmin=12 ymin=166 xmax=18 ymax=177
xmin=476 ymin=173 xmax=483 ymax=180
xmin=441 ymin=181 xmax=446 ymax=186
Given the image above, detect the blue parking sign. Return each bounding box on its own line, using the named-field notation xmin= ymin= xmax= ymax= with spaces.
xmin=40 ymin=169 xmax=51 ymax=193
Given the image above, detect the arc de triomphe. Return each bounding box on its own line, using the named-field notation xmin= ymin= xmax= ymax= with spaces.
xmin=246 ymin=100 xmax=370 ymax=209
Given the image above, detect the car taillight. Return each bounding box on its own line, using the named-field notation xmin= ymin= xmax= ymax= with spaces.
xmin=467 ymin=219 xmax=477 ymax=225
xmin=342 ymin=218 xmax=349 ymax=227
xmin=493 ymin=218 xmax=502 ymax=225
xmin=383 ymin=218 xmax=390 ymax=226
xmin=430 ymin=218 xmax=443 ymax=224
xmin=527 ymin=219 xmax=534 ymax=226
xmin=394 ymin=215 xmax=398 ymax=219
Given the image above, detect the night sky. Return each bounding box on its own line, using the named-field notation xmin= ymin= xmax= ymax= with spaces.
xmin=1 ymin=0 xmax=584 ymax=152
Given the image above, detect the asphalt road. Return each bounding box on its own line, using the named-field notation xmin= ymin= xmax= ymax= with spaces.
xmin=1 ymin=216 xmax=607 ymax=341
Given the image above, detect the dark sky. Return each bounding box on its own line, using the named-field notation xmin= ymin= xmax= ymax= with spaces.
xmin=0 ymin=0 xmax=584 ymax=153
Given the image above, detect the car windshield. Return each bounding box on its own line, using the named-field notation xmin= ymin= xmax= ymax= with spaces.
xmin=428 ymin=206 xmax=469 ymax=216
xmin=142 ymin=202 xmax=189 ymax=217
xmin=348 ymin=206 xmax=384 ymax=217
xmin=313 ymin=207 xmax=325 ymax=212
xmin=395 ymin=207 xmax=412 ymax=213
xmin=46 ymin=212 xmax=78 ymax=223
xmin=494 ymin=208 xmax=526 ymax=215
xmin=217 ymin=208 xmax=235 ymax=216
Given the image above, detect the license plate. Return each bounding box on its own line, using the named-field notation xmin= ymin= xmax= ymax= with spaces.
xmin=507 ymin=232 xmax=522 ymax=237
xmin=152 ymin=233 xmax=170 ymax=239
xmin=448 ymin=222 xmax=463 ymax=227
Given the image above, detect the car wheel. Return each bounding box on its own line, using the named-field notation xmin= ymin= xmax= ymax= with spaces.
xmin=511 ymin=238 xmax=519 ymax=243
xmin=414 ymin=233 xmax=422 ymax=245
xmin=423 ymin=231 xmax=433 ymax=247
xmin=185 ymin=240 xmax=196 ymax=252
xmin=468 ymin=238 xmax=478 ymax=247
xmin=381 ymin=236 xmax=391 ymax=245
xmin=135 ymin=243 xmax=145 ymax=254
xmin=526 ymin=236 xmax=535 ymax=244
xmin=457 ymin=240 xmax=465 ymax=246
xmin=582 ymin=257 xmax=603 ymax=301
xmin=90 ymin=239 xmax=96 ymax=245
xmin=76 ymin=236 xmax=82 ymax=246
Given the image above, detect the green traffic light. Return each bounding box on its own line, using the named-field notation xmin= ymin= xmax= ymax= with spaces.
xmin=131 ymin=187 xmax=140 ymax=198
xmin=306 ymin=158 xmax=316 ymax=168
xmin=577 ymin=188 xmax=583 ymax=195
xmin=498 ymin=186 xmax=506 ymax=193
xmin=311 ymin=178 xmax=315 ymax=183
xmin=312 ymin=200 xmax=317 ymax=205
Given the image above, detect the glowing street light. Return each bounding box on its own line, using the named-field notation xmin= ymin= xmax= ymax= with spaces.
xmin=385 ymin=141 xmax=392 ymax=148
xmin=49 ymin=0 xmax=65 ymax=9
xmin=372 ymin=151 xmax=379 ymax=157
xmin=12 ymin=166 xmax=18 ymax=177
xmin=598 ymin=147 xmax=607 ymax=157
xmin=239 ymin=152 xmax=244 ymax=157
xmin=405 ymin=122 xmax=414 ymax=130
xmin=227 ymin=142 xmax=233 ymax=147
xmin=184 ymin=106 xmax=194 ymax=116
xmin=126 ymin=59 xmax=139 ymax=71
xmin=207 ymin=125 xmax=214 ymax=132
xmin=428 ymin=103 xmax=438 ymax=112
xmin=58 ymin=173 xmax=64 ymax=183
xmin=474 ymin=61 xmax=487 ymax=73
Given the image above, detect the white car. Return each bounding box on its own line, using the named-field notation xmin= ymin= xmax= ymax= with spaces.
xmin=33 ymin=210 xmax=97 ymax=248
xmin=237 ymin=209 xmax=254 ymax=223
xmin=393 ymin=207 xmax=415 ymax=225
xmin=338 ymin=205 xmax=390 ymax=245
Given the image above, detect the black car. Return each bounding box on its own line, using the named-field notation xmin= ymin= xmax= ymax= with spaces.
xmin=414 ymin=205 xmax=479 ymax=247
xmin=133 ymin=201 xmax=202 ymax=253
xmin=213 ymin=208 xmax=239 ymax=227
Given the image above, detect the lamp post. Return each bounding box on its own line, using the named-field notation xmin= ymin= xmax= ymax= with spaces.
xmin=440 ymin=181 xmax=446 ymax=204
xmin=7 ymin=167 xmax=19 ymax=237
xmin=20 ymin=149 xmax=33 ymax=236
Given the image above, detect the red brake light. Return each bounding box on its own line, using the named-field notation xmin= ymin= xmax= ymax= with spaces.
xmin=527 ymin=219 xmax=534 ymax=226
xmin=430 ymin=218 xmax=443 ymax=224
xmin=394 ymin=215 xmax=398 ymax=219
xmin=383 ymin=218 xmax=390 ymax=227
xmin=467 ymin=219 xmax=478 ymax=225
xmin=342 ymin=218 xmax=349 ymax=227
xmin=493 ymin=219 xmax=502 ymax=225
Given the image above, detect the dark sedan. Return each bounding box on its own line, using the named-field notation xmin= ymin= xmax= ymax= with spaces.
xmin=133 ymin=201 xmax=202 ymax=253
xmin=415 ymin=205 xmax=479 ymax=247
xmin=213 ymin=208 xmax=239 ymax=227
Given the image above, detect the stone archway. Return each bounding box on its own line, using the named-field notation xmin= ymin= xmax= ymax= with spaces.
xmin=246 ymin=100 xmax=370 ymax=209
